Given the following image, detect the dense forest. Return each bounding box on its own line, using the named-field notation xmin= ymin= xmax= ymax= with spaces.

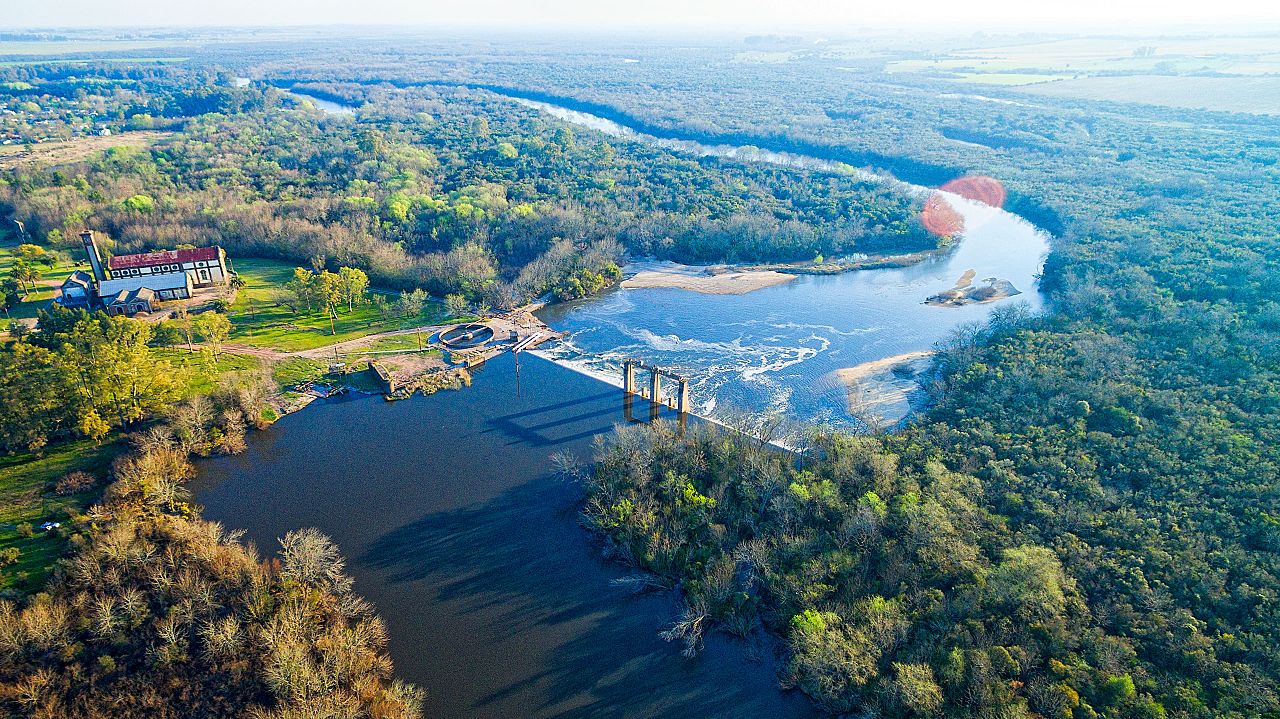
xmin=3 ymin=32 xmax=1280 ymax=719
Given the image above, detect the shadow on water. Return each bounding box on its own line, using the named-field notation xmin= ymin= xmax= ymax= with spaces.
xmin=193 ymin=353 xmax=818 ymax=719
xmin=363 ymin=473 xmax=808 ymax=718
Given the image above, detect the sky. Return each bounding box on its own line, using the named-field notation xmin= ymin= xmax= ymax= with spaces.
xmin=4 ymin=0 xmax=1277 ymax=31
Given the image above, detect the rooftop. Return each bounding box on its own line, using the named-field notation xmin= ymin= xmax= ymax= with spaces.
xmin=108 ymin=246 xmax=221 ymax=270
xmin=98 ymin=273 xmax=190 ymax=296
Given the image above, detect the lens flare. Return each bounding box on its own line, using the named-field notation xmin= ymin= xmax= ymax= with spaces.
xmin=940 ymin=175 xmax=1007 ymax=209
xmin=921 ymin=193 xmax=965 ymax=237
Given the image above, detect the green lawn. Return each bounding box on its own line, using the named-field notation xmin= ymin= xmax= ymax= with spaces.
xmin=357 ymin=333 xmax=440 ymax=355
xmin=226 ymin=257 xmax=455 ymax=352
xmin=0 ymin=244 xmax=77 ymax=322
xmin=271 ymin=356 xmax=329 ymax=387
xmin=0 ymin=436 xmax=126 ymax=594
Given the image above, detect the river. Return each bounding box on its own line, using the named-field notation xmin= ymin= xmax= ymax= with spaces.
xmin=192 ymin=354 xmax=818 ymax=718
xmin=514 ymin=95 xmax=1049 ymax=427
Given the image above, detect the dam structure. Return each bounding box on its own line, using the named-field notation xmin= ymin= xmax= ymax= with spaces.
xmin=622 ymin=359 xmax=690 ymax=423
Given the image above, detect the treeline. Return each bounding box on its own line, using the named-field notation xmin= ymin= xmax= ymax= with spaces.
xmin=0 ymin=63 xmax=281 ymax=120
xmin=0 ymin=63 xmax=936 ymax=308
xmin=0 ymin=380 xmax=422 ymax=718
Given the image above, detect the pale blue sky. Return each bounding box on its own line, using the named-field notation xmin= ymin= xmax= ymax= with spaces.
xmin=4 ymin=0 xmax=1275 ymax=30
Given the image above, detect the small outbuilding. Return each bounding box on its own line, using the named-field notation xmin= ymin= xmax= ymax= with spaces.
xmin=57 ymin=270 xmax=96 ymax=309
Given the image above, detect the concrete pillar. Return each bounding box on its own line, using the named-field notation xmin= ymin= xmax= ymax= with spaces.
xmin=622 ymin=360 xmax=635 ymax=395
xmin=649 ymin=368 xmax=662 ymax=407
xmin=677 ymin=378 xmax=689 ymax=415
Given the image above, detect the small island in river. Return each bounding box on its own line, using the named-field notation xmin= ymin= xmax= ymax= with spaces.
xmin=926 ymin=268 xmax=1022 ymax=306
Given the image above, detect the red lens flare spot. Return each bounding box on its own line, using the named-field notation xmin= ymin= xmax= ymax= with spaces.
xmin=940 ymin=175 xmax=1007 ymax=209
xmin=921 ymin=193 xmax=965 ymax=237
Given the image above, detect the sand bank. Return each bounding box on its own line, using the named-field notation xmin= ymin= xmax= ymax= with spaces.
xmin=621 ymin=262 xmax=796 ymax=295
xmin=834 ymin=350 xmax=935 ymax=423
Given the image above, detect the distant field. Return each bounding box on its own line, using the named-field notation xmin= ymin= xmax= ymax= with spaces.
xmin=0 ymin=40 xmax=183 ymax=56
xmin=953 ymin=72 xmax=1061 ymax=86
xmin=1018 ymin=75 xmax=1280 ymax=115
xmin=0 ymin=131 xmax=171 ymax=171
xmin=0 ymin=57 xmax=189 ymax=67
xmin=884 ymin=33 xmax=1280 ymax=94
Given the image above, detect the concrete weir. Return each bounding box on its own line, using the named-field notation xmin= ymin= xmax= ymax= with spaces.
xmin=622 ymin=359 xmax=690 ymax=415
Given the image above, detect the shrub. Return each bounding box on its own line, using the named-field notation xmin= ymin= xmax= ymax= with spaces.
xmin=0 ymin=547 xmax=20 ymax=567
xmin=15 ymin=523 xmax=33 ymax=538
xmin=54 ymin=471 xmax=97 ymax=496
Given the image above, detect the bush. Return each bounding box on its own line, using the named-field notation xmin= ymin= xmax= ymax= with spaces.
xmin=0 ymin=547 xmax=20 ymax=567
xmin=15 ymin=523 xmax=33 ymax=538
xmin=54 ymin=471 xmax=97 ymax=496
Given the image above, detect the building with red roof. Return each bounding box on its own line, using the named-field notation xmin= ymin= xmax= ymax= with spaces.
xmin=106 ymin=245 xmax=229 ymax=288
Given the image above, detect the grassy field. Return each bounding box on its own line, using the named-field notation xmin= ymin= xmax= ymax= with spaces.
xmin=0 ymin=130 xmax=171 ymax=171
xmin=0 ymin=435 xmax=127 ymax=593
xmin=153 ymin=347 xmax=261 ymax=396
xmin=884 ymin=33 xmax=1280 ymax=111
xmin=1019 ymin=75 xmax=1280 ymax=115
xmin=953 ymin=72 xmax=1062 ymax=86
xmin=227 ymin=257 xmax=454 ymax=352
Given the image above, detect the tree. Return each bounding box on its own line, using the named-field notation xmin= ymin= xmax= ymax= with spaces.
xmin=395 ymin=289 xmax=426 ymax=319
xmin=314 ymin=270 xmax=343 ymax=334
xmin=283 ymin=267 xmax=317 ymax=313
xmin=444 ymin=293 xmax=468 ymax=317
xmin=983 ymin=546 xmax=1072 ymax=625
xmin=553 ymin=126 xmax=575 ymax=150
xmin=16 ymin=244 xmax=51 ymax=265
xmin=0 ymin=342 xmax=75 ymax=452
xmin=9 ymin=258 xmax=39 ymax=296
xmin=122 ymin=194 xmax=155 ymax=213
xmin=337 ymin=267 xmax=369 ymax=312
xmin=55 ymin=315 xmax=186 ymax=428
xmin=495 ymin=141 xmax=518 ymax=159
xmin=173 ymin=308 xmax=196 ymax=352
xmin=194 ymin=312 xmax=232 ymax=359
xmin=0 ymin=279 xmax=20 ymax=318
